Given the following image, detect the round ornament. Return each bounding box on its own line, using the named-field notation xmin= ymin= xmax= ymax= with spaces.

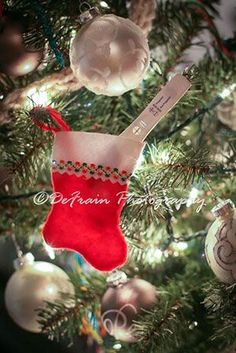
xmin=101 ymin=271 xmax=157 ymax=342
xmin=70 ymin=7 xmax=150 ymax=96
xmin=5 ymin=253 xmax=74 ymax=332
xmin=0 ymin=12 xmax=44 ymax=76
xmin=205 ymin=200 xmax=236 ymax=284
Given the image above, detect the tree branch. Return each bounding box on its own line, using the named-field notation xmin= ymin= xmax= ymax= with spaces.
xmin=157 ymin=96 xmax=223 ymax=142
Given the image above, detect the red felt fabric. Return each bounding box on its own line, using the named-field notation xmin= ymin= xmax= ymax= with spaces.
xmin=42 ymin=172 xmax=128 ymax=271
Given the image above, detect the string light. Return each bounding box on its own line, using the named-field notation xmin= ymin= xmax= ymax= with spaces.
xmin=146 ymin=247 xmax=163 ymax=264
xmin=44 ymin=242 xmax=55 ymax=260
xmin=189 ymin=321 xmax=198 ymax=330
xmin=113 ymin=343 xmax=122 ymax=350
xmin=219 ymin=83 xmax=236 ymax=99
xmin=27 ymin=86 xmax=50 ymax=108
xmin=171 ymin=242 xmax=188 ymax=257
xmin=187 ymin=179 xmax=204 ymax=208
xmin=100 ymin=1 xmax=109 ymax=8
xmin=174 ymin=241 xmax=188 ymax=251
xmin=186 ymin=187 xmax=200 ymax=207
xmin=159 ymin=150 xmax=170 ymax=163
xmin=70 ymin=29 xmax=77 ymax=44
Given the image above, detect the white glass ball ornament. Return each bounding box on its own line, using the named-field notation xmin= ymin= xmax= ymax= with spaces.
xmin=205 ymin=200 xmax=236 ymax=284
xmin=70 ymin=8 xmax=150 ymax=96
xmin=5 ymin=253 xmax=75 ymax=332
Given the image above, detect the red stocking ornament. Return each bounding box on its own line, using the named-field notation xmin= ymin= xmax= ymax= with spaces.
xmin=33 ymin=74 xmax=191 ymax=271
xmin=48 ymin=130 xmax=144 ymax=271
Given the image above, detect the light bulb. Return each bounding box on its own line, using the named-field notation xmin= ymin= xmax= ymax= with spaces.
xmin=219 ymin=83 xmax=236 ymax=99
xmin=44 ymin=242 xmax=56 ymax=260
xmin=186 ymin=187 xmax=200 ymax=207
xmin=27 ymin=87 xmax=49 ymax=108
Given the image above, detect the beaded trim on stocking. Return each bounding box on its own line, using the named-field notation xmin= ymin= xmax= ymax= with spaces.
xmin=52 ymin=160 xmax=132 ymax=185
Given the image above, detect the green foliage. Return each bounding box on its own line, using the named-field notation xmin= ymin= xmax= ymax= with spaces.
xmin=37 ymin=270 xmax=106 ymax=342
xmin=204 ymin=281 xmax=236 ymax=348
xmin=37 ymin=243 xmax=222 ymax=353
xmin=140 ymin=141 xmax=213 ymax=188
xmin=0 ymin=0 xmax=235 ymax=352
xmin=0 ymin=109 xmax=52 ymax=188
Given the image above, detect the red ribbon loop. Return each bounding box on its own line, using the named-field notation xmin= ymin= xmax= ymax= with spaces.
xmin=31 ymin=106 xmax=71 ymax=133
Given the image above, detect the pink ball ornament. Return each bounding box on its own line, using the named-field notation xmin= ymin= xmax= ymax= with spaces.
xmin=101 ymin=271 xmax=157 ymax=342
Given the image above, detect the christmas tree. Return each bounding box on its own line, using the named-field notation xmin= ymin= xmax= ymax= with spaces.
xmin=0 ymin=1 xmax=236 ymax=353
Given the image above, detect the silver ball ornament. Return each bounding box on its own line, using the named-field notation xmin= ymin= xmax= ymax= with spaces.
xmin=70 ymin=11 xmax=150 ymax=96
xmin=101 ymin=272 xmax=157 ymax=342
xmin=5 ymin=253 xmax=74 ymax=332
xmin=205 ymin=200 xmax=236 ymax=284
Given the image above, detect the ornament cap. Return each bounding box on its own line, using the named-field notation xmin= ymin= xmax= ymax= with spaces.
xmin=211 ymin=199 xmax=235 ymax=219
xmin=106 ymin=270 xmax=128 ymax=287
xmin=13 ymin=252 xmax=35 ymax=270
xmin=78 ymin=7 xmax=100 ymax=25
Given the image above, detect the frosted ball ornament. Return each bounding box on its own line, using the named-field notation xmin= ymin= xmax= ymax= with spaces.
xmin=4 ymin=253 xmax=75 ymax=332
xmin=101 ymin=271 xmax=157 ymax=342
xmin=70 ymin=7 xmax=150 ymax=96
xmin=205 ymin=200 xmax=236 ymax=284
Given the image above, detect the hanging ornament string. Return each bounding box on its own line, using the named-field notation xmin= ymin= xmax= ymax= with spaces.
xmin=30 ymin=0 xmax=65 ymax=68
xmin=187 ymin=0 xmax=232 ymax=58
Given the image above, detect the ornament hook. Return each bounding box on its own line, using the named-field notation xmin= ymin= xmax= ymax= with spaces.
xmin=183 ymin=64 xmax=199 ymax=82
xmin=79 ymin=1 xmax=92 ymax=13
xmin=10 ymin=229 xmax=35 ymax=270
xmin=106 ymin=270 xmax=128 ymax=287
xmin=11 ymin=231 xmax=23 ymax=260
xmin=78 ymin=4 xmax=100 ymax=25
